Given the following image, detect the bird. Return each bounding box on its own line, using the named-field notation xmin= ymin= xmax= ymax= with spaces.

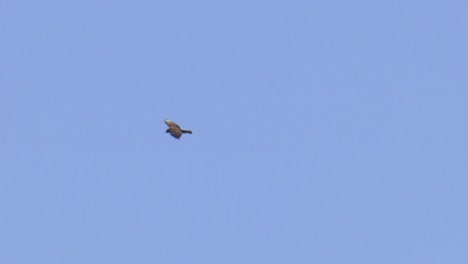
xmin=164 ymin=119 xmax=193 ymax=139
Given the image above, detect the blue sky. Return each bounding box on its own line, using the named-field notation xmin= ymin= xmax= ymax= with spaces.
xmin=1 ymin=1 xmax=466 ymax=263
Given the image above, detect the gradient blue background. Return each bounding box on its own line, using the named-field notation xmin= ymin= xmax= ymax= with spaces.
xmin=1 ymin=1 xmax=467 ymax=263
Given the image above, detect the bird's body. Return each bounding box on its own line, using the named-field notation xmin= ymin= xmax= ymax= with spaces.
xmin=164 ymin=119 xmax=192 ymax=139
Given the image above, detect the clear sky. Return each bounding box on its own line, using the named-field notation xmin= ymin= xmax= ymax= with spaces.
xmin=1 ymin=1 xmax=466 ymax=263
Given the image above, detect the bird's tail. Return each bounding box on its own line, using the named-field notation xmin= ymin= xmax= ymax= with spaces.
xmin=181 ymin=129 xmax=193 ymax=134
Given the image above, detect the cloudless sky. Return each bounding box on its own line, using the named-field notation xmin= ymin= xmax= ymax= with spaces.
xmin=1 ymin=1 xmax=467 ymax=263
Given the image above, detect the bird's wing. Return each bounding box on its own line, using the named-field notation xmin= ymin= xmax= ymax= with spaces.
xmin=170 ymin=129 xmax=183 ymax=139
xmin=166 ymin=122 xmax=181 ymax=129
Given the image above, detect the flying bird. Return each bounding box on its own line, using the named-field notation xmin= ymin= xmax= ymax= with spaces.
xmin=164 ymin=119 xmax=193 ymax=139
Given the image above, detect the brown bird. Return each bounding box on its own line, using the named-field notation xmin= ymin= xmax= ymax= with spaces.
xmin=164 ymin=119 xmax=193 ymax=139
